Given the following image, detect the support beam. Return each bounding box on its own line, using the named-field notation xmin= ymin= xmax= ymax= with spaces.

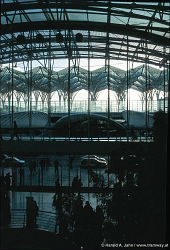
xmin=0 ymin=140 xmax=153 ymax=156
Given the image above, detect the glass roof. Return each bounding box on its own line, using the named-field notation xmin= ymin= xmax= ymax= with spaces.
xmin=1 ymin=0 xmax=170 ymax=68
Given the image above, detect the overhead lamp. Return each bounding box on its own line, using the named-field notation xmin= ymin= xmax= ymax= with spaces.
xmin=76 ymin=33 xmax=83 ymax=42
xmin=17 ymin=34 xmax=26 ymax=44
xmin=36 ymin=33 xmax=44 ymax=43
xmin=56 ymin=33 xmax=63 ymax=43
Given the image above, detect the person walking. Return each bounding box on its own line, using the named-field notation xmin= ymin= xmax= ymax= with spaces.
xmin=54 ymin=159 xmax=59 ymax=173
xmin=4 ymin=172 xmax=11 ymax=190
xmin=77 ymin=178 xmax=83 ymax=195
xmin=55 ymin=179 xmax=61 ymax=195
xmin=11 ymin=121 xmax=20 ymax=140
xmin=72 ymin=176 xmax=78 ymax=194
xmin=19 ymin=166 xmax=24 ymax=186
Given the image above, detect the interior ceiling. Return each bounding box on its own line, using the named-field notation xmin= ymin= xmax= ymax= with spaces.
xmin=0 ymin=1 xmax=170 ymax=96
xmin=1 ymin=1 xmax=170 ymax=65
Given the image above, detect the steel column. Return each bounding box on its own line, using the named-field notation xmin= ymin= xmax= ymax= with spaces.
xmin=127 ymin=35 xmax=129 ymax=141
xmin=88 ymin=31 xmax=91 ymax=140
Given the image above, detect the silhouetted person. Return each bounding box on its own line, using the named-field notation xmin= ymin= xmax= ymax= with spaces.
xmin=52 ymin=194 xmax=58 ymax=208
xmin=11 ymin=121 xmax=19 ymax=140
xmin=54 ymin=159 xmax=59 ymax=173
xmin=4 ymin=172 xmax=11 ymax=190
xmin=76 ymin=178 xmax=83 ymax=195
xmin=26 ymin=197 xmax=39 ymax=228
xmin=73 ymin=196 xmax=83 ymax=229
xmin=19 ymin=166 xmax=24 ymax=186
xmin=29 ymin=160 xmax=36 ymax=173
xmin=53 ymin=194 xmax=62 ymax=233
xmin=55 ymin=179 xmax=61 ymax=195
xmin=83 ymin=201 xmax=94 ymax=231
xmin=82 ymin=201 xmax=95 ymax=248
xmin=40 ymin=159 xmax=45 ymax=171
xmin=72 ymin=176 xmax=78 ymax=194
xmin=0 ymin=125 xmax=3 ymax=140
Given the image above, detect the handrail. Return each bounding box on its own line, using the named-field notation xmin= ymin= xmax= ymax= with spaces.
xmin=3 ymin=209 xmax=57 ymax=233
xmin=10 ymin=209 xmax=56 ymax=215
xmin=1 ymin=127 xmax=154 ymax=142
xmin=0 ymin=99 xmax=163 ymax=113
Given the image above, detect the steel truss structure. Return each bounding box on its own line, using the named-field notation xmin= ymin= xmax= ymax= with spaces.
xmin=0 ymin=0 xmax=170 ymax=130
xmin=0 ymin=64 xmax=169 ymax=105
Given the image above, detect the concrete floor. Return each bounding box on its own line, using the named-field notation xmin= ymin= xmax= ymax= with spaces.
xmin=2 ymin=154 xmax=117 ymax=188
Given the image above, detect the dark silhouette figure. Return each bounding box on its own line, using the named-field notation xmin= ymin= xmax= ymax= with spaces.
xmin=95 ymin=205 xmax=104 ymax=247
xmin=52 ymin=194 xmax=57 ymax=208
xmin=26 ymin=197 xmax=39 ymax=228
xmin=11 ymin=121 xmax=19 ymax=140
xmin=83 ymin=201 xmax=94 ymax=230
xmin=40 ymin=159 xmax=45 ymax=171
xmin=29 ymin=160 xmax=36 ymax=173
xmin=76 ymin=178 xmax=83 ymax=195
xmin=82 ymin=201 xmax=96 ymax=248
xmin=52 ymin=193 xmax=62 ymax=234
xmin=19 ymin=166 xmax=24 ymax=186
xmin=4 ymin=172 xmax=11 ymax=190
xmin=55 ymin=179 xmax=61 ymax=195
xmin=54 ymin=159 xmax=59 ymax=173
xmin=72 ymin=176 xmax=78 ymax=194
xmin=73 ymin=196 xmax=83 ymax=228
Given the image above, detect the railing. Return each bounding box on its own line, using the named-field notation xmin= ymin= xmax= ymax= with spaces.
xmin=1 ymin=127 xmax=154 ymax=142
xmin=1 ymin=99 xmax=166 ymax=113
xmin=3 ymin=209 xmax=57 ymax=233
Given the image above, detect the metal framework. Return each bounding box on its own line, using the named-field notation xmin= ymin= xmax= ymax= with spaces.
xmin=0 ymin=1 xmax=169 ymax=198
xmin=1 ymin=1 xmax=170 ymax=66
xmin=0 ymin=64 xmax=169 ymax=101
xmin=0 ymin=0 xmax=170 ymax=129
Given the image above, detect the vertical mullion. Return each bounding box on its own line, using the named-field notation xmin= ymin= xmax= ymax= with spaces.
xmin=127 ymin=35 xmax=129 ymax=142
xmin=88 ymin=31 xmax=90 ymax=140
xmin=68 ymin=32 xmax=71 ymax=139
xmin=11 ymin=34 xmax=14 ymax=128
xmin=145 ymin=41 xmax=148 ymax=140
xmin=163 ymin=47 xmax=166 ymax=113
xmin=48 ymin=30 xmax=51 ymax=131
